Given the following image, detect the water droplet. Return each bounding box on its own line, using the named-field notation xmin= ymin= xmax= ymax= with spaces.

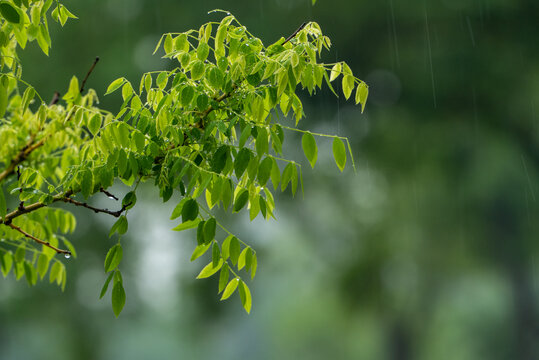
xmin=107 ymin=195 xmax=116 ymax=200
xmin=64 ymin=253 xmax=71 ymax=259
xmin=226 ymin=12 xmax=231 ymax=15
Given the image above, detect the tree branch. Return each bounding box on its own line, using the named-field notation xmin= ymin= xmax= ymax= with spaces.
xmin=100 ymin=187 xmax=118 ymax=201
xmin=0 ymin=191 xmax=73 ymax=225
xmin=7 ymin=223 xmax=71 ymax=256
xmin=282 ymin=22 xmax=307 ymax=45
xmin=0 ymin=136 xmax=48 ymax=183
xmin=61 ymin=197 xmax=129 ymax=217
xmin=79 ymin=56 xmax=100 ymax=94
xmin=49 ymin=91 xmax=60 ymax=106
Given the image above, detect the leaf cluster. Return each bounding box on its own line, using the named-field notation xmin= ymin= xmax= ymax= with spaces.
xmin=0 ymin=6 xmax=367 ymax=316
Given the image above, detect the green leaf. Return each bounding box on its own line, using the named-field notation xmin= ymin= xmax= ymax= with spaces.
xmin=212 ymin=242 xmax=220 ymax=267
xmin=49 ymin=261 xmax=61 ymax=284
xmin=239 ymin=280 xmax=252 ymax=313
xmin=21 ymin=86 xmax=35 ymax=112
xmin=196 ymin=220 xmax=206 ymax=245
xmin=104 ymin=244 xmax=123 ymax=272
xmin=250 ymin=253 xmax=258 ymax=279
xmin=0 ymin=78 xmax=8 ymax=118
xmin=218 ymin=264 xmax=229 ymax=293
xmin=24 ymin=261 xmax=37 ymax=286
xmin=356 ymin=82 xmax=369 ymax=113
xmin=239 ymin=125 xmax=251 ymax=148
xmin=342 ymin=75 xmax=355 ymax=100
xmin=156 ymin=71 xmax=168 ymax=90
xmin=301 ymin=132 xmax=318 ymax=168
xmin=257 ymin=157 xmax=273 ymax=186
xmin=220 ymin=277 xmax=239 ymax=300
xmin=81 ymin=170 xmax=93 ymax=199
xmin=1 ymin=252 xmax=12 ymax=277
xmin=0 ymin=2 xmax=21 ymax=24
xmin=109 ymin=216 xmax=128 ymax=237
xmin=233 ymin=189 xmax=249 ymax=212
xmin=221 ymin=235 xmax=233 ymax=261
xmin=15 ymin=246 xmax=25 ymax=263
xmin=270 ymin=158 xmax=280 ymax=189
xmin=196 ymin=259 xmax=223 ymax=279
xmin=238 ymin=247 xmax=252 ymax=271
xmin=164 ymin=34 xmax=173 ymax=54
xmin=105 ymin=77 xmax=125 ymax=95
xmin=88 ymin=114 xmax=102 ymax=135
xmin=180 ymin=86 xmax=195 ymax=107
xmin=196 ymin=41 xmax=210 ymax=61
xmin=234 ymin=148 xmax=251 ymax=178
xmin=207 ymin=67 xmax=224 ymax=89
xmin=204 ymin=217 xmax=217 ymax=243
xmin=174 ymin=33 xmax=189 ymax=52
xmin=332 ymin=137 xmax=347 ymax=172
xmin=112 ymin=279 xmax=126 ymax=317
xmin=281 ymin=163 xmax=294 ymax=192
xmin=211 ymin=145 xmax=228 ymax=173
xmin=190 ymin=60 xmax=205 ymax=80
xmin=172 ymin=219 xmax=200 ymax=231
xmin=330 ymin=63 xmax=341 ymax=82
xmin=229 ymin=236 xmax=241 ymax=265
xmin=256 ymin=127 xmax=268 ymax=156
xmin=190 ymin=242 xmax=211 ymax=262
xmin=37 ymin=254 xmax=50 ymax=280
xmin=100 ymin=272 xmax=114 ymax=299
xmin=170 ymin=198 xmax=187 ymax=220
xmin=0 ymin=187 xmax=6 ymax=218
xmin=182 ymin=198 xmax=199 ymax=222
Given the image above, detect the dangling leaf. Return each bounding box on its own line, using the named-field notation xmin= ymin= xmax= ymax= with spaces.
xmin=301 ymin=133 xmax=318 ymax=168
xmin=332 ymin=137 xmax=346 ymax=172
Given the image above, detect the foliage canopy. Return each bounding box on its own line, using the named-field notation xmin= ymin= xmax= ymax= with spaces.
xmin=0 ymin=1 xmax=367 ymax=316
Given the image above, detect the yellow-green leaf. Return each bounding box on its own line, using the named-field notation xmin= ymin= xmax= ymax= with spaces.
xmin=332 ymin=138 xmax=346 ymax=172
xmin=105 ymin=78 xmax=125 ymax=95
xmin=220 ymin=277 xmax=240 ymax=300
xmin=301 ymin=132 xmax=317 ymax=168
xmin=196 ymin=259 xmax=223 ymax=279
xmin=342 ymin=74 xmax=354 ymax=100
xmin=239 ymin=280 xmax=252 ymax=313
xmin=330 ymin=63 xmax=341 ymax=82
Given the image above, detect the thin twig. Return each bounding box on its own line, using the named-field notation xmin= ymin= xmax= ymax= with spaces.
xmin=80 ymin=57 xmax=100 ymax=94
xmin=49 ymin=91 xmax=60 ymax=105
xmin=100 ymin=187 xmax=118 ymax=201
xmin=0 ymin=191 xmax=73 ymax=225
xmin=282 ymin=22 xmax=307 ymax=45
xmin=7 ymin=223 xmax=71 ymax=255
xmin=0 ymin=136 xmax=48 ymax=183
xmin=61 ymin=197 xmax=128 ymax=217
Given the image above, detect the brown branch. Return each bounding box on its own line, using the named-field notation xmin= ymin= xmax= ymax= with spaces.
xmin=0 ymin=191 xmax=73 ymax=225
xmin=61 ymin=197 xmax=128 ymax=217
xmin=79 ymin=57 xmax=100 ymax=94
xmin=7 ymin=223 xmax=71 ymax=256
xmin=282 ymin=22 xmax=307 ymax=45
xmin=100 ymin=187 xmax=118 ymax=201
xmin=49 ymin=91 xmax=60 ymax=106
xmin=0 ymin=133 xmax=49 ymax=183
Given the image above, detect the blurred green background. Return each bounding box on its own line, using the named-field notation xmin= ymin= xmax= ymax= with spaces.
xmin=2 ymin=0 xmax=539 ymax=359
